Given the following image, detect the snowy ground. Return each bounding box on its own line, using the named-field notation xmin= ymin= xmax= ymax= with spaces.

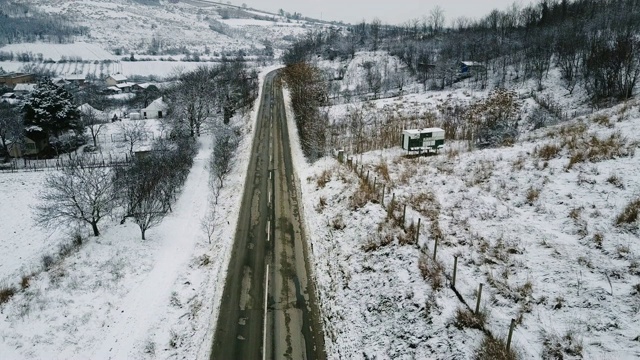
xmin=286 ymin=56 xmax=640 ymax=358
xmin=0 ymin=65 xmax=281 ymax=359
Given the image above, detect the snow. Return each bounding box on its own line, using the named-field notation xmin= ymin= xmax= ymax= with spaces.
xmin=0 ymin=42 xmax=116 ymax=61
xmin=0 ymin=65 xmax=284 ymax=359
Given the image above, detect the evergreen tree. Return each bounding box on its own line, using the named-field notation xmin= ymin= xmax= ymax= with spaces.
xmin=23 ymin=80 xmax=80 ymax=136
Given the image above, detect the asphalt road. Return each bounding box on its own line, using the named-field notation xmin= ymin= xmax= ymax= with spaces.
xmin=211 ymin=70 xmax=326 ymax=360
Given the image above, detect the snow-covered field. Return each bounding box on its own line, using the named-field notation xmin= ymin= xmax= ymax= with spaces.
xmin=20 ymin=0 xmax=327 ymax=55
xmin=0 ymin=60 xmax=215 ymax=79
xmin=285 ymin=66 xmax=640 ymax=359
xmin=0 ymin=65 xmax=281 ymax=359
xmin=0 ymin=42 xmax=116 ymax=61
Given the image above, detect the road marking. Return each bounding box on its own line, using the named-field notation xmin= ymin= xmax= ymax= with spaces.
xmin=263 ymin=263 xmax=269 ymax=360
xmin=267 ymin=220 xmax=270 ymax=242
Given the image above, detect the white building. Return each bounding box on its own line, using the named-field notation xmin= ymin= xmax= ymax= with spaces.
xmin=106 ymin=73 xmax=128 ymax=86
xmin=141 ymin=97 xmax=168 ymax=119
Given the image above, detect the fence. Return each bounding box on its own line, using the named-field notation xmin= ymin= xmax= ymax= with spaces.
xmin=0 ymin=153 xmax=132 ymax=173
xmin=341 ymin=153 xmax=519 ymax=352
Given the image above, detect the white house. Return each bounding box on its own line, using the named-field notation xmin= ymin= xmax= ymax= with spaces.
xmin=13 ymin=83 xmax=37 ymax=95
xmin=141 ymin=97 xmax=168 ymax=119
xmin=78 ymin=103 xmax=109 ymax=121
xmin=116 ymin=82 xmax=136 ymax=93
xmin=106 ymin=73 xmax=128 ymax=86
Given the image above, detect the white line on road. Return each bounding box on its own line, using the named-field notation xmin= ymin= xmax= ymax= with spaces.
xmin=263 ymin=263 xmax=270 ymax=360
xmin=267 ymin=220 xmax=270 ymax=242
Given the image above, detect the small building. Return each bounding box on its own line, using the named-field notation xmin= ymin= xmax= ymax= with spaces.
xmin=402 ymin=128 xmax=445 ymax=153
xmin=141 ymin=97 xmax=168 ymax=119
xmin=7 ymin=128 xmax=49 ymax=158
xmin=106 ymin=73 xmax=128 ymax=86
xmin=0 ymin=73 xmax=35 ymax=87
xmin=132 ymin=83 xmax=159 ymax=92
xmin=78 ymin=103 xmax=109 ymax=122
xmin=65 ymin=73 xmax=86 ymax=86
xmin=104 ymin=86 xmax=123 ymax=94
xmin=116 ymin=82 xmax=136 ymax=93
xmin=52 ymin=78 xmax=70 ymax=87
xmin=1 ymin=92 xmax=15 ymax=99
xmin=459 ymin=61 xmax=485 ymax=74
xmin=13 ymin=83 xmax=37 ymax=95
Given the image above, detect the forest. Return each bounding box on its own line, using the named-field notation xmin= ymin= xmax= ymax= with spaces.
xmin=0 ymin=0 xmax=88 ymax=45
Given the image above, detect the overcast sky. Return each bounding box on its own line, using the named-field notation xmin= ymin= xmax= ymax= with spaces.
xmin=244 ymin=0 xmax=534 ymax=25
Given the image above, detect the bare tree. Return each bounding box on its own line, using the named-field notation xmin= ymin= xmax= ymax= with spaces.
xmin=201 ymin=208 xmax=218 ymax=244
xmin=119 ymin=120 xmax=147 ymax=155
xmin=37 ymin=159 xmax=115 ymax=236
xmin=169 ymin=65 xmax=216 ymax=137
xmin=211 ymin=125 xmax=240 ymax=197
xmin=0 ymin=102 xmax=22 ymax=160
xmin=81 ymin=107 xmax=107 ymax=148
xmin=429 ymin=6 xmax=445 ymax=35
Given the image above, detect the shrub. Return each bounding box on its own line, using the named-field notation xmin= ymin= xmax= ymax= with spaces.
xmin=592 ymin=232 xmax=604 ymax=249
xmin=332 ymin=215 xmax=346 ymax=230
xmin=21 ymin=275 xmax=31 ymax=290
xmin=375 ymin=161 xmax=390 ymax=182
xmin=0 ymin=285 xmax=17 ymax=305
xmin=615 ymin=198 xmax=640 ymax=226
xmin=475 ymin=334 xmax=518 ymax=360
xmin=42 ymin=254 xmax=55 ymax=270
xmin=454 ymin=307 xmax=486 ymax=330
xmin=316 ymin=196 xmax=327 ymax=213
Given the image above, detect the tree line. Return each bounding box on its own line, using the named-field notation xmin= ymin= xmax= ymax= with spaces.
xmin=284 ymin=0 xmax=640 ymax=108
xmin=0 ymin=1 xmax=87 ymax=45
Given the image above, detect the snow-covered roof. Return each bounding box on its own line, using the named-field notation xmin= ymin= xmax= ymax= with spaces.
xmin=143 ymin=97 xmax=168 ymax=111
xmin=1 ymin=92 xmax=15 ymax=98
xmin=107 ymin=86 xmax=122 ymax=92
xmin=403 ymin=127 xmax=445 ymax=135
xmin=65 ymin=73 xmax=86 ymax=81
xmin=134 ymin=83 xmax=155 ymax=89
xmin=461 ymin=61 xmax=483 ymax=67
xmin=13 ymin=83 xmax=36 ymax=92
xmin=116 ymin=82 xmax=136 ymax=88
xmin=109 ymin=73 xmax=128 ymax=82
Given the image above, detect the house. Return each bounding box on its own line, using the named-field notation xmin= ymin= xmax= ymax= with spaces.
xmin=7 ymin=128 xmax=49 ymax=158
xmin=459 ymin=61 xmax=485 ymax=74
xmin=65 ymin=73 xmax=86 ymax=87
xmin=103 ymin=86 xmax=122 ymax=95
xmin=1 ymin=92 xmax=15 ymax=99
xmin=52 ymin=78 xmax=70 ymax=87
xmin=141 ymin=97 xmax=168 ymax=119
xmin=106 ymin=73 xmax=128 ymax=86
xmin=0 ymin=73 xmax=35 ymax=87
xmin=13 ymin=83 xmax=37 ymax=95
xmin=116 ymin=82 xmax=136 ymax=93
xmin=402 ymin=128 xmax=445 ymax=153
xmin=132 ymin=83 xmax=159 ymax=92
xmin=78 ymin=103 xmax=109 ymax=121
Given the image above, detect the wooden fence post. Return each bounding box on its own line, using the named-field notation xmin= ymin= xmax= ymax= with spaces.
xmin=381 ymin=184 xmax=385 ymax=206
xmin=402 ymin=204 xmax=407 ymax=229
xmin=475 ymin=283 xmax=483 ymax=314
xmin=506 ymin=318 xmax=516 ymax=352
xmin=373 ymin=177 xmax=377 ymax=192
xmin=366 ymin=170 xmax=369 ymax=184
xmin=433 ymin=237 xmax=438 ymax=260
xmin=415 ymin=218 xmax=421 ymax=244
xmin=452 ymin=256 xmax=458 ymax=288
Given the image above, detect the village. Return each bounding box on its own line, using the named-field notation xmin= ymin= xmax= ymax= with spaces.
xmin=0 ymin=70 xmax=170 ymax=164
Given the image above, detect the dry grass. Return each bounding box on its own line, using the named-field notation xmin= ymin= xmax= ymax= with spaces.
xmin=418 ymin=254 xmax=445 ymax=290
xmin=525 ymin=187 xmax=540 ymax=205
xmin=475 ymin=334 xmax=519 ymax=360
xmin=316 ymin=196 xmax=327 ymax=213
xmin=615 ymin=198 xmax=640 ymax=226
xmin=541 ymin=330 xmax=583 ymax=359
xmin=454 ymin=306 xmax=487 ymax=330
xmin=409 ymin=191 xmax=441 ymax=220
xmin=20 ymin=275 xmax=32 ymax=290
xmin=398 ymin=221 xmax=417 ymax=246
xmin=332 ymin=214 xmax=346 ymax=230
xmin=375 ymin=160 xmax=391 ymax=182
xmin=0 ymin=285 xmax=16 ymax=305
xmin=592 ymin=232 xmax=604 ymax=249
xmin=349 ymin=179 xmax=378 ymax=210
xmin=592 ymin=114 xmax=612 ymax=127
xmin=606 ymin=174 xmax=625 ymax=189
xmin=536 ymin=144 xmax=561 ymax=161
xmin=316 ymin=169 xmax=332 ymax=189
